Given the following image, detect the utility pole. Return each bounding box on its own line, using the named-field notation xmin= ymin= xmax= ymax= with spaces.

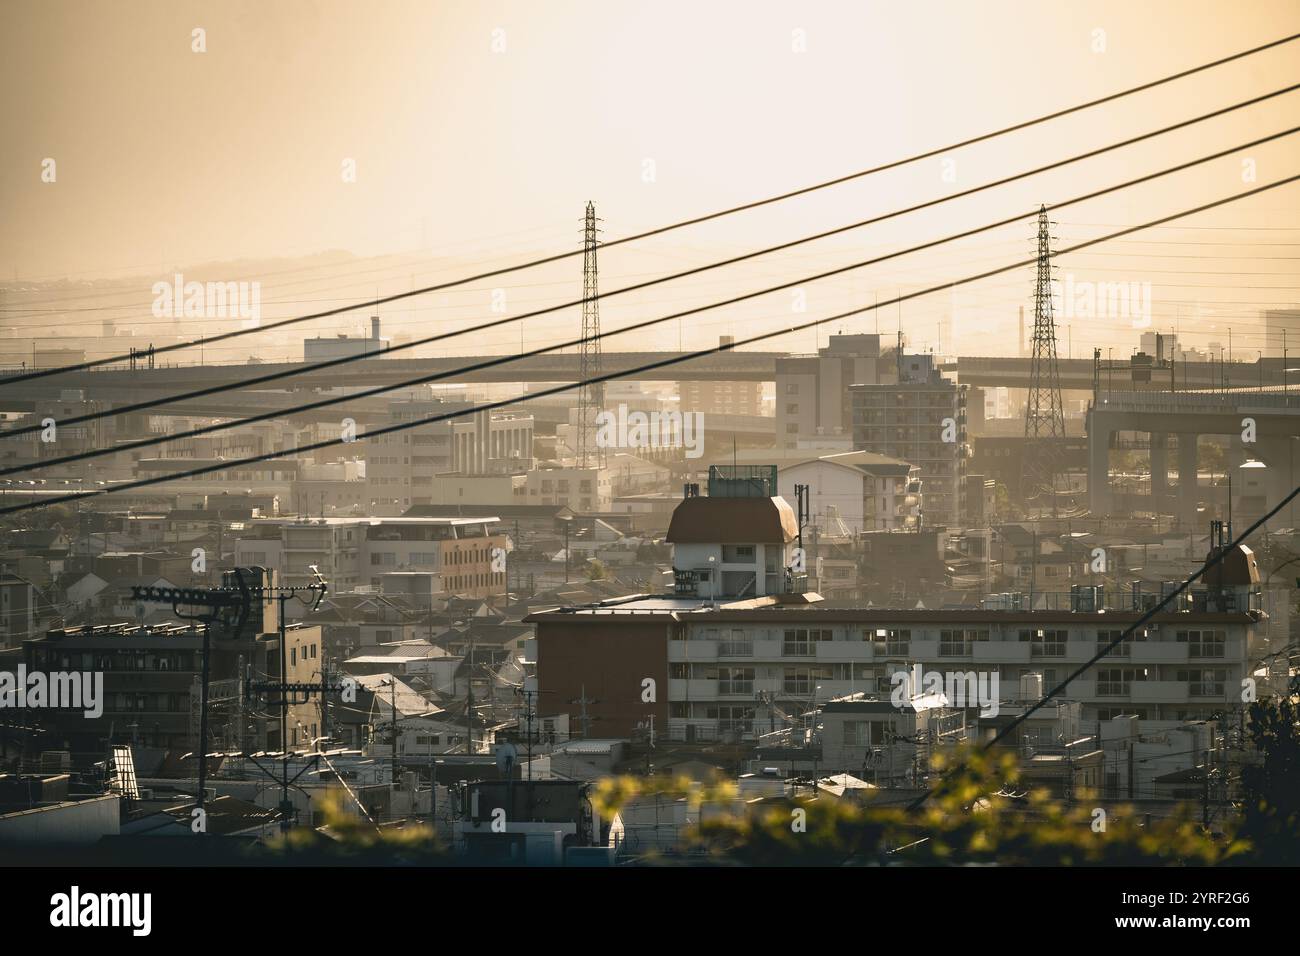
xmin=239 ymin=569 xmax=333 ymax=834
xmin=1202 ymin=746 xmax=1211 ymax=828
xmin=464 ymin=632 xmax=475 ymax=754
xmin=570 ymin=684 xmax=599 ymax=739
xmin=389 ymin=678 xmax=400 ymax=786
xmin=132 ymin=578 xmax=257 ymax=827
xmin=562 ymin=519 xmax=570 ymax=584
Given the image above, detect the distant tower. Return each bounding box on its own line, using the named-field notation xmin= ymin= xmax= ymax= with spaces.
xmin=576 ymin=201 xmax=605 ymax=469
xmin=1023 ymin=206 xmax=1065 ymax=508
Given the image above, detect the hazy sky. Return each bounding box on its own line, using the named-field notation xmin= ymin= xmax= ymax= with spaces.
xmin=2 ymin=0 xmax=1298 ymax=358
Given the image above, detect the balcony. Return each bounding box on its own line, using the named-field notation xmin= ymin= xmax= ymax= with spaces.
xmin=973 ymin=643 xmax=1032 ymax=663
xmin=816 ymin=642 xmax=874 ymax=662
xmin=667 ymin=678 xmax=719 ymax=699
xmin=1130 ymin=681 xmax=1196 ymax=704
xmin=1091 ymin=680 xmax=1190 ymax=703
xmin=717 ymin=641 xmax=754 ymax=659
xmin=1188 ymin=681 xmax=1230 ymax=701
xmin=667 ymin=719 xmax=720 ymax=743
xmin=1127 ymin=642 xmax=1189 ymax=664
xmin=909 ymin=639 xmax=940 ymax=660
xmin=669 ymin=640 xmax=718 ymax=662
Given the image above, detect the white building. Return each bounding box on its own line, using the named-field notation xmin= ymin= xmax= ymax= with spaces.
xmin=234 ymin=515 xmax=506 ymax=595
xmin=777 ymin=450 xmax=920 ymax=533
xmin=517 ymin=465 xmax=612 ymax=513
xmin=304 ymin=316 xmax=389 ymax=362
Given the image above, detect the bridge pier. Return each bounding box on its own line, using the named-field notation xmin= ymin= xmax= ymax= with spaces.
xmin=1176 ymin=433 xmax=1199 ymax=528
xmin=1150 ymin=431 xmax=1168 ymax=509
xmin=1086 ymin=408 xmax=1112 ymax=515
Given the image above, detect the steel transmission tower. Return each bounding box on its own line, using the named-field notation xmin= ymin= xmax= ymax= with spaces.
xmin=576 ymin=201 xmax=605 ymax=468
xmin=1023 ymin=205 xmax=1065 ymax=510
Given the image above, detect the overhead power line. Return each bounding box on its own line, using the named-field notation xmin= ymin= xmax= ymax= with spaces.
xmin=6 ymin=127 xmax=1298 ymax=476
xmin=3 ymin=107 xmax=1296 ymax=448
xmin=2 ymin=31 xmax=1296 ymax=387
xmin=906 ymin=477 xmax=1300 ymax=815
xmin=1 ymin=171 xmax=1296 ymax=516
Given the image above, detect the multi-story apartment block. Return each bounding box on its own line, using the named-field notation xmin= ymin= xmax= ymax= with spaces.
xmin=0 ymin=573 xmax=40 ymax=650
xmin=368 ymin=402 xmax=533 ymax=515
xmin=18 ymin=568 xmax=321 ymax=760
xmin=0 ymin=397 xmax=115 ymax=481
xmin=234 ymin=516 xmax=506 ymax=597
xmin=531 ymin=588 xmax=1264 ymax=745
xmin=678 ymin=379 xmax=765 ymax=418
xmin=850 ymin=369 xmax=967 ymax=528
xmin=529 ymin=492 xmax=1270 ymax=745
xmin=517 ymin=466 xmax=612 ymax=513
xmin=774 ymin=333 xmax=887 ymax=450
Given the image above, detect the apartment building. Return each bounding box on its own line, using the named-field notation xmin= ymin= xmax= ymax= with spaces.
xmin=18 ymin=568 xmax=321 ymax=759
xmin=529 ymin=491 xmax=1269 ymax=744
xmin=777 ymin=450 xmax=920 ymax=533
xmin=517 ymin=466 xmax=612 ymax=513
xmin=678 ymin=379 xmax=765 ymax=418
xmin=774 ymin=333 xmax=888 ymax=450
xmin=0 ymin=397 xmax=115 ymax=481
xmin=233 ymin=516 xmax=506 ymax=597
xmin=0 ymin=573 xmax=40 ymax=649
xmin=367 ymin=402 xmax=533 ymax=515
xmin=531 ymin=591 xmax=1264 ymax=745
xmin=850 ymin=369 xmax=968 ymax=528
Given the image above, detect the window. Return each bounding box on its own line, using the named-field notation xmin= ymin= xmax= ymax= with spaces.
xmin=1177 ymin=629 xmax=1226 ymax=658
xmin=719 ymin=629 xmax=752 ymax=656
xmin=1096 ymin=628 xmax=1129 ymax=658
xmin=717 ymin=667 xmax=755 ymax=696
xmin=939 ymin=629 xmax=988 ymax=656
xmin=783 ymin=628 xmax=831 ymax=656
xmin=1096 ymin=667 xmax=1147 ymax=696
xmin=722 ymin=545 xmax=756 ymax=564
xmin=783 ymin=666 xmax=829 ymax=695
xmin=1019 ymin=628 xmax=1067 ymax=657
xmin=1179 ymin=668 xmax=1227 ymax=697
xmin=843 ymin=721 xmax=874 ymax=746
xmin=869 ymin=628 xmax=910 ymax=656
xmin=705 ymin=704 xmax=754 ymax=732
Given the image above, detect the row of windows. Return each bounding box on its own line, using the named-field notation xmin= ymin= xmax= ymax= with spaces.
xmin=34 ymin=651 xmax=197 ymax=672
xmin=289 ymin=642 xmax=318 ymax=667
xmin=685 ymin=627 xmax=1234 ymax=657
xmin=1095 ymin=667 xmax=1228 ymax=696
xmin=445 ymin=572 xmax=505 ymax=591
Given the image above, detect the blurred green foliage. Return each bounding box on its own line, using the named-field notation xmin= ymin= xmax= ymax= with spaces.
xmin=256 ymin=697 xmax=1298 ymax=865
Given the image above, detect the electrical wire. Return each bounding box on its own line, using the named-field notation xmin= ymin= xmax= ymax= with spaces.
xmin=3 ymin=31 xmax=1297 ymax=385
xmin=4 ymin=124 xmax=1296 ymax=474
xmin=2 ymin=172 xmax=1297 ymax=517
